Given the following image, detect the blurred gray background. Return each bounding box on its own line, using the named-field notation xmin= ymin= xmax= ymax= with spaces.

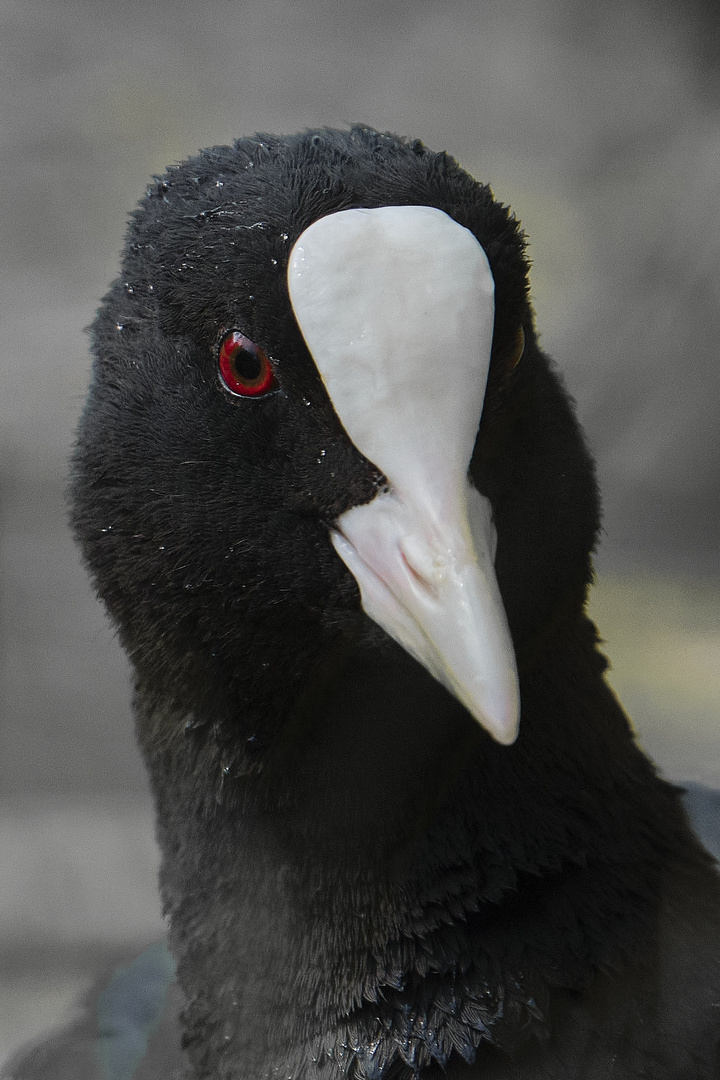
xmin=1 ymin=0 xmax=718 ymax=1063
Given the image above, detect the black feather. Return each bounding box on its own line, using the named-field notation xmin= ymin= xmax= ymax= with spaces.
xmin=30 ymin=126 xmax=720 ymax=1079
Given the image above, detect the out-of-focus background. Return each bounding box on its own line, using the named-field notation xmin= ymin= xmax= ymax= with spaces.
xmin=1 ymin=0 xmax=718 ymax=1065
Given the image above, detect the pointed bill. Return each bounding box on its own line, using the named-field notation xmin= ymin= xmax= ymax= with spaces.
xmin=288 ymin=205 xmax=519 ymax=744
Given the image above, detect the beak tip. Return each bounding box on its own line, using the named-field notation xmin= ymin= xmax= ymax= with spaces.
xmin=488 ymin=717 xmax=520 ymax=746
xmin=471 ymin=683 xmax=520 ymax=746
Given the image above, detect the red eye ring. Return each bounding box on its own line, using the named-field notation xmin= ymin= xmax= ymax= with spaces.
xmin=218 ymin=331 xmax=277 ymax=397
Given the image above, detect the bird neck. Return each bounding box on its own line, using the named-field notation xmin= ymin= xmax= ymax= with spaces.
xmin=136 ymin=620 xmax=683 ymax=1080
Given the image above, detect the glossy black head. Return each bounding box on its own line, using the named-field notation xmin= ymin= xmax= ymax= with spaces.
xmin=71 ymin=125 xmax=598 ymax=736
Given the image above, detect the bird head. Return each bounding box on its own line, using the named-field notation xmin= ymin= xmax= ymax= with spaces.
xmin=71 ymin=126 xmax=599 ymax=757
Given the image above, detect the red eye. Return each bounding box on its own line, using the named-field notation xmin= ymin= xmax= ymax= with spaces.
xmin=218 ymin=332 xmax=277 ymax=397
xmin=507 ymin=325 xmax=525 ymax=371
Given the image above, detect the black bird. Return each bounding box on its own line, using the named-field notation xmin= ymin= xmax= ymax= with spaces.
xmin=15 ymin=127 xmax=720 ymax=1079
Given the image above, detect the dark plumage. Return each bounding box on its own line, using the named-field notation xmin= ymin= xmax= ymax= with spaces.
xmin=21 ymin=127 xmax=720 ymax=1078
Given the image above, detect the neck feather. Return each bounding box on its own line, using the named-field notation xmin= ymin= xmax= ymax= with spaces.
xmin=137 ymin=625 xmax=686 ymax=1079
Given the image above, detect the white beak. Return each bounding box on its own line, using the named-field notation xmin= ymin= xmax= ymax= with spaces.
xmin=288 ymin=205 xmax=519 ymax=745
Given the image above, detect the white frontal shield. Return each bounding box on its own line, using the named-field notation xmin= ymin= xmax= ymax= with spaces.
xmin=288 ymin=205 xmax=519 ymax=745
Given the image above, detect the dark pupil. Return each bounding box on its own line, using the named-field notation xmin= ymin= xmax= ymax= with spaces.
xmin=232 ymin=346 xmax=262 ymax=383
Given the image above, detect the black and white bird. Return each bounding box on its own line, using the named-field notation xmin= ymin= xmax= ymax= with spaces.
xmin=10 ymin=126 xmax=720 ymax=1080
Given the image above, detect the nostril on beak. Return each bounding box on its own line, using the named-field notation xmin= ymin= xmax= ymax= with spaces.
xmin=400 ymin=547 xmax=439 ymax=601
